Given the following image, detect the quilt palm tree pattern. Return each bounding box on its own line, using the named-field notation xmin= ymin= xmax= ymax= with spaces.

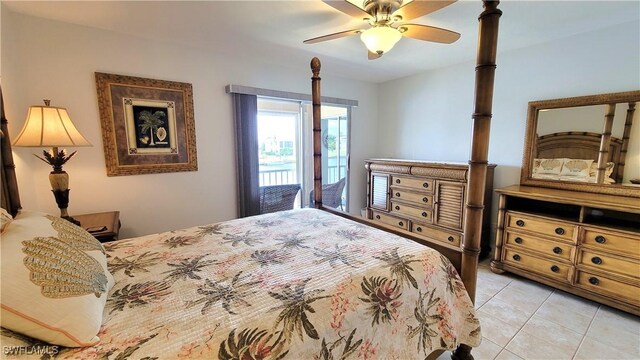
xmin=1 ymin=209 xmax=480 ymax=359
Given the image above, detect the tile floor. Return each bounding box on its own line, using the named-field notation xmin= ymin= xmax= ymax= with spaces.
xmin=438 ymin=260 xmax=640 ymax=360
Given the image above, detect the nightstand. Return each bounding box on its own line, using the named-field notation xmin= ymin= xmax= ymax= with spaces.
xmin=74 ymin=211 xmax=121 ymax=242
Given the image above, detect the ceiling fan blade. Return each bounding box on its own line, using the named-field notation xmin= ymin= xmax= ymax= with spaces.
xmin=392 ymin=0 xmax=457 ymax=21
xmin=322 ymin=0 xmax=370 ymax=18
xmin=368 ymin=51 xmax=382 ymax=60
xmin=399 ymin=24 xmax=460 ymax=44
xmin=304 ymin=29 xmax=362 ymax=44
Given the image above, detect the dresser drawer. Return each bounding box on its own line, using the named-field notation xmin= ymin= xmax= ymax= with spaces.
xmin=582 ymin=228 xmax=640 ymax=259
xmin=575 ymin=270 xmax=640 ymax=306
xmin=390 ymin=202 xmax=432 ymax=222
xmin=411 ymin=223 xmax=461 ymax=247
xmin=371 ymin=211 xmax=408 ymax=230
xmin=391 ymin=189 xmax=433 ymax=207
xmin=505 ymin=231 xmax=574 ymax=262
xmin=577 ymin=249 xmax=640 ymax=279
xmin=506 ymin=212 xmax=576 ymax=243
xmin=390 ymin=176 xmax=434 ymax=192
xmin=503 ymin=248 xmax=571 ymax=283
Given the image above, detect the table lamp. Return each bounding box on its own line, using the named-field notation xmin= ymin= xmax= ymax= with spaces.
xmin=13 ymin=100 xmax=91 ymax=225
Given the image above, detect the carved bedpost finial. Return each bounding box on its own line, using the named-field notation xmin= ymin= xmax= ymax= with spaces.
xmin=311 ymin=57 xmax=321 ymax=77
xmin=483 ymin=0 xmax=499 ymax=11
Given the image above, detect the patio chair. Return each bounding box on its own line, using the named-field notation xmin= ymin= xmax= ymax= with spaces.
xmin=259 ymin=184 xmax=301 ymax=214
xmin=309 ymin=177 xmax=346 ymax=209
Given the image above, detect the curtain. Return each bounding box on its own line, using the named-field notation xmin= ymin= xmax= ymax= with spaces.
xmin=232 ymin=93 xmax=260 ymax=217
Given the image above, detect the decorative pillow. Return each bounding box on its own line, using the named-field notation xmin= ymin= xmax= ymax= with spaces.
xmin=560 ymin=159 xmax=593 ymax=178
xmin=532 ymin=158 xmax=542 ymax=174
xmin=0 ymin=208 xmax=12 ymax=234
xmin=588 ymin=161 xmax=615 ymax=178
xmin=0 ymin=211 xmax=114 ymax=347
xmin=535 ymin=158 xmax=564 ymax=175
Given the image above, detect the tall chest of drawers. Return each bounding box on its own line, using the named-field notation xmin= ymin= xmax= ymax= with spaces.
xmin=365 ymin=159 xmax=496 ymax=257
xmin=491 ymin=185 xmax=640 ymax=315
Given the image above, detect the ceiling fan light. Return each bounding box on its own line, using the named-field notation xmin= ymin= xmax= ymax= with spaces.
xmin=360 ymin=26 xmax=402 ymax=55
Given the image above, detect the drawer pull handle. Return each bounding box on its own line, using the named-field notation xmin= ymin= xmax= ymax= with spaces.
xmin=423 ymin=183 xmax=429 ymax=188
xmin=422 ymin=212 xmax=428 ymax=217
xmin=550 ymin=265 xmax=560 ymax=273
xmin=514 ymin=237 xmax=523 ymax=244
xmin=395 ymin=205 xmax=400 ymax=210
xmin=595 ymin=235 xmax=606 ymax=244
xmin=591 ymin=256 xmax=603 ymax=265
xmin=555 ymin=227 xmax=565 ymax=236
xmin=398 ymin=221 xmax=404 ymax=227
xmin=589 ymin=277 xmax=599 ymax=285
xmin=553 ymin=247 xmax=562 ymax=254
xmin=512 ymin=254 xmax=521 ymax=261
xmin=416 ymin=227 xmax=422 ymax=232
xmin=516 ymin=220 xmax=525 ymax=227
xmin=375 ymin=215 xmax=381 ymax=220
xmin=448 ymin=236 xmax=454 ymax=242
xmin=422 ymin=197 xmax=429 ymax=203
xmin=395 ymin=192 xmax=400 ymax=197
xmin=396 ymin=179 xmax=401 ymax=184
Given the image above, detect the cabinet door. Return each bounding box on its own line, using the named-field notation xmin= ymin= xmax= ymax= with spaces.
xmin=434 ymin=181 xmax=465 ymax=230
xmin=370 ymin=173 xmax=390 ymax=211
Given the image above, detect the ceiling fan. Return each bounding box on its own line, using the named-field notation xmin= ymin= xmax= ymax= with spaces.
xmin=304 ymin=0 xmax=460 ymax=59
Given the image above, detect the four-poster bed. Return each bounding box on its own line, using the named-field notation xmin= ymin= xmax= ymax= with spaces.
xmin=0 ymin=1 xmax=502 ymax=358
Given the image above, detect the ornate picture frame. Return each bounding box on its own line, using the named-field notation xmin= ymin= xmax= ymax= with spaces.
xmin=95 ymin=73 xmax=197 ymax=176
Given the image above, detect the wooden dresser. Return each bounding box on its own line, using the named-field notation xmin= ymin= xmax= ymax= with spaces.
xmin=491 ymin=185 xmax=640 ymax=315
xmin=365 ymin=159 xmax=496 ymax=257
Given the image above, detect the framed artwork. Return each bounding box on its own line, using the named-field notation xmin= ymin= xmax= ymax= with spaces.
xmin=95 ymin=73 xmax=197 ymax=176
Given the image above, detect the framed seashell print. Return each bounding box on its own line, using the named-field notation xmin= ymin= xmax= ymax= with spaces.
xmin=95 ymin=73 xmax=197 ymax=176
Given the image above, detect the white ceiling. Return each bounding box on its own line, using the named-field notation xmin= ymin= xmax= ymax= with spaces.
xmin=3 ymin=0 xmax=639 ymax=83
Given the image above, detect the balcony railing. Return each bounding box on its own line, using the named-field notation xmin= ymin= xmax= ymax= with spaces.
xmin=259 ymin=169 xmax=297 ymax=186
xmin=259 ymin=165 xmax=347 ymax=186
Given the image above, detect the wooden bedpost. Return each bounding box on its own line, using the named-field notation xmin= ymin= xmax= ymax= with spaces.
xmin=454 ymin=3 xmax=501 ymax=357
xmin=311 ymin=57 xmax=323 ymax=208
xmin=0 ymin=86 xmax=22 ymax=217
xmin=616 ymin=102 xmax=635 ymax=183
xmin=460 ymin=0 xmax=501 ymax=302
xmin=596 ymin=104 xmax=616 ymax=184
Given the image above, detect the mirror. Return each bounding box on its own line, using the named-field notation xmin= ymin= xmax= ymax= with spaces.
xmin=521 ymin=90 xmax=640 ymax=198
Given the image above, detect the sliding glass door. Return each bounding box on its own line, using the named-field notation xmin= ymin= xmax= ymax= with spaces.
xmin=257 ymin=98 xmax=302 ymax=187
xmin=319 ymin=105 xmax=349 ymax=210
xmin=257 ymin=97 xmax=350 ymax=210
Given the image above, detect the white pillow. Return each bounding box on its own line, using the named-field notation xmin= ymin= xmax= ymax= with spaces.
xmin=0 ymin=211 xmax=114 ymax=347
xmin=536 ymin=158 xmax=564 ymax=175
xmin=560 ymin=159 xmax=593 ymax=178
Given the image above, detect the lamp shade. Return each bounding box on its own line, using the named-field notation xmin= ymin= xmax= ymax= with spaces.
xmin=13 ymin=103 xmax=91 ymax=147
xmin=360 ymin=26 xmax=402 ymax=55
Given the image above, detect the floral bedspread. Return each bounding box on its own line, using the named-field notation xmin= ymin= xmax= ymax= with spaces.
xmin=2 ymin=208 xmax=480 ymax=359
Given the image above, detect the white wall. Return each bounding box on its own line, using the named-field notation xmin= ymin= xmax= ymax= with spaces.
xmin=377 ymin=20 xmax=640 ymax=234
xmin=1 ymin=9 xmax=380 ymax=238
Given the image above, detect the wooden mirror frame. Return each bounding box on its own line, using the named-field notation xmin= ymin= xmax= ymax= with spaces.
xmin=520 ymin=90 xmax=640 ymax=198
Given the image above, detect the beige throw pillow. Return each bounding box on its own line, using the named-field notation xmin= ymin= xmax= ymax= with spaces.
xmin=589 ymin=161 xmax=615 ymax=178
xmin=0 ymin=211 xmax=114 ymax=347
xmin=560 ymin=159 xmax=593 ymax=178
xmin=0 ymin=208 xmax=12 ymax=234
xmin=536 ymin=158 xmax=564 ymax=175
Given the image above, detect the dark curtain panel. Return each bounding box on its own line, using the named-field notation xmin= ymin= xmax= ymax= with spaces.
xmin=232 ymin=93 xmax=260 ymax=217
